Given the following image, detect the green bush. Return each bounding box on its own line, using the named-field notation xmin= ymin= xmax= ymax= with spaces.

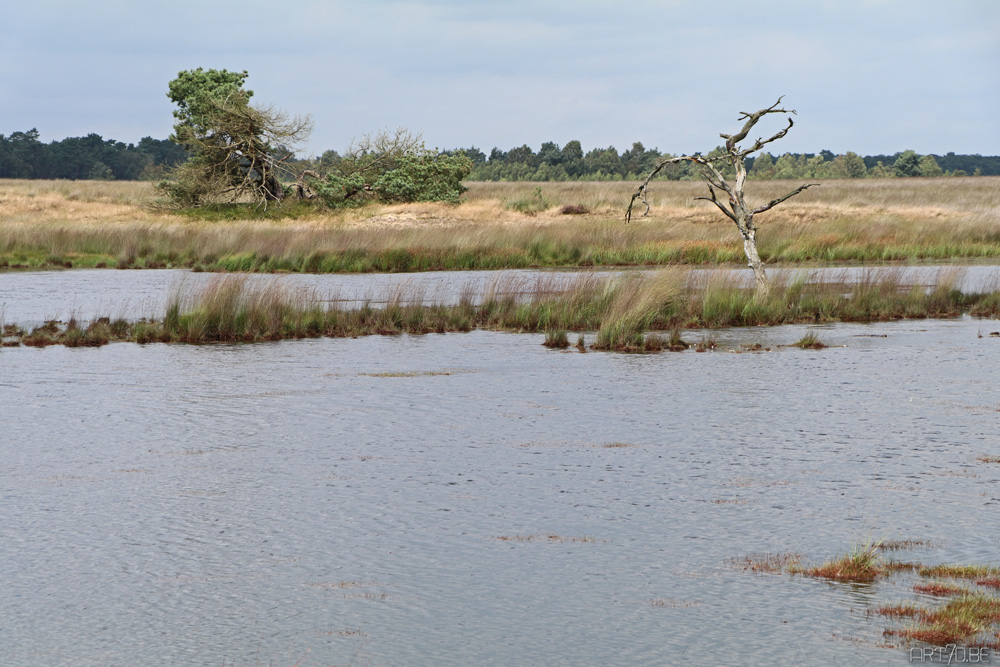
xmin=504 ymin=186 xmax=550 ymax=215
xmin=313 ymin=131 xmax=472 ymax=209
xmin=372 ymin=153 xmax=471 ymax=204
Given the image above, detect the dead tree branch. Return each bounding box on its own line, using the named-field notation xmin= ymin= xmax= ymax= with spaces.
xmin=721 ymin=96 xmax=795 ymax=152
xmin=626 ymin=97 xmax=818 ymax=292
xmin=753 ymin=183 xmax=819 ymax=214
xmin=626 ymin=153 xmax=729 ymax=223
xmin=693 ymin=185 xmax=737 ymax=224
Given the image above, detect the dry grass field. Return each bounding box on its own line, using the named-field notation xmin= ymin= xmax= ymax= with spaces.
xmin=1 ymin=177 xmax=998 ymax=272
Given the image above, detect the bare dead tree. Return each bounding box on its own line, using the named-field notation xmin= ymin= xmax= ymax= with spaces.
xmin=627 ymin=98 xmax=817 ymax=291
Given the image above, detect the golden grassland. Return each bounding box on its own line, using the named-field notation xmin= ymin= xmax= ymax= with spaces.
xmin=1 ymin=177 xmax=999 ymax=272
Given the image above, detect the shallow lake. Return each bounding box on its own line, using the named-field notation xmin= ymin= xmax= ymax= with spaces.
xmin=2 ymin=270 xmax=1000 ymax=665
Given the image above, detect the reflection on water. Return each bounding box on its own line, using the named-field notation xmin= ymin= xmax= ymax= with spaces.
xmin=2 ymin=316 xmax=1000 ymax=665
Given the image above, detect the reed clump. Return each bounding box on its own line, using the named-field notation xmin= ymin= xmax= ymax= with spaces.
xmin=164 ymin=276 xmax=314 ymax=342
xmin=591 ymin=269 xmax=687 ymax=351
xmin=5 ymin=268 xmax=1000 ymax=350
xmin=802 ymin=540 xmax=882 ymax=583
xmin=543 ymin=330 xmax=570 ymax=348
xmin=791 ymin=333 xmax=827 ymax=349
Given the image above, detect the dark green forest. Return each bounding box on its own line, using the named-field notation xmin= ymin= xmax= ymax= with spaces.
xmin=1 ymin=128 xmax=997 ymax=182
xmin=0 ymin=129 xmax=186 ymax=180
xmin=442 ymin=144 xmax=996 ymax=181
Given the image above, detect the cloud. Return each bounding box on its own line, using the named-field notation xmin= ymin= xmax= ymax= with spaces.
xmin=1 ymin=0 xmax=997 ymax=155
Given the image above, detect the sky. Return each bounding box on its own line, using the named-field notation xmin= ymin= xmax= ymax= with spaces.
xmin=2 ymin=0 xmax=998 ymax=158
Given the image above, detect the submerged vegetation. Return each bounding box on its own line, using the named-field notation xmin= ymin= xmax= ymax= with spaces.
xmin=3 ymin=267 xmax=1000 ymax=351
xmin=739 ymin=541 xmax=1000 ymax=650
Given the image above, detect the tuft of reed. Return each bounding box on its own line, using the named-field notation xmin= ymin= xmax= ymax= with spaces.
xmin=1 ymin=322 xmax=25 ymax=346
xmin=61 ymin=319 xmax=112 ymax=347
xmin=666 ymin=328 xmax=690 ymax=351
xmin=543 ymin=330 xmax=570 ymax=348
xmin=21 ymin=320 xmax=62 ymax=347
xmin=804 ymin=540 xmax=882 ymax=583
xmin=791 ymin=333 xmax=827 ymax=349
xmin=591 ymin=269 xmax=686 ymax=352
xmin=876 ymin=603 xmax=923 ymax=618
xmin=164 ymin=276 xmax=311 ymax=343
xmin=503 ymin=186 xmax=551 ymax=215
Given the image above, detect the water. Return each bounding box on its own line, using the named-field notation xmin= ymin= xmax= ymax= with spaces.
xmin=2 ymin=272 xmax=1000 ymax=665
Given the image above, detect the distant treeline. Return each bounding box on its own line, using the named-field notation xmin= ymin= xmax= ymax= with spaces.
xmin=3 ymin=128 xmax=998 ymax=182
xmin=435 ymin=143 xmax=997 ymax=181
xmin=0 ymin=129 xmax=187 ymax=181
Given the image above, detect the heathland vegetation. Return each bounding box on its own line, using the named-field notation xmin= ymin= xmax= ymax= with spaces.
xmin=2 ymin=177 xmax=999 ymax=273
xmin=4 ymin=73 xmax=998 ymax=281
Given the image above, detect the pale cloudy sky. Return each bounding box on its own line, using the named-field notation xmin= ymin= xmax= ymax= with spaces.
xmin=2 ymin=0 xmax=997 ymax=157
